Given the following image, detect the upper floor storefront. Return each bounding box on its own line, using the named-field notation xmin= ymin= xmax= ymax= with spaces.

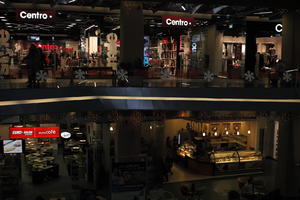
xmin=0 ymin=1 xmax=300 ymax=90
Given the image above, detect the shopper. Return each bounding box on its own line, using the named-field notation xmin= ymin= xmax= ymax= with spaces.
xmin=23 ymin=44 xmax=42 ymax=88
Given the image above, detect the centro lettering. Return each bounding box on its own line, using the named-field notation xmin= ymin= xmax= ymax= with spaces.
xmin=20 ymin=11 xmax=48 ymax=20
xmin=166 ymin=18 xmax=190 ymax=26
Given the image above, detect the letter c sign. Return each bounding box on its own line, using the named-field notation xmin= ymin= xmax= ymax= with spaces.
xmin=275 ymin=24 xmax=282 ymax=33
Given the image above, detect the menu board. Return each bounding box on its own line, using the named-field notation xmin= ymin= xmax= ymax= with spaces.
xmin=3 ymin=140 xmax=23 ymax=153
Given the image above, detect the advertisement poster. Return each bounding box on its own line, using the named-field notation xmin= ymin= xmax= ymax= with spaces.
xmin=4 ymin=140 xmax=23 ymax=153
xmin=111 ymin=162 xmax=146 ymax=200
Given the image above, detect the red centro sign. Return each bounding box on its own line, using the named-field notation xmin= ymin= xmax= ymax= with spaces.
xmin=10 ymin=127 xmax=60 ymax=139
xmin=16 ymin=9 xmax=56 ymax=23
xmin=162 ymin=16 xmax=195 ymax=28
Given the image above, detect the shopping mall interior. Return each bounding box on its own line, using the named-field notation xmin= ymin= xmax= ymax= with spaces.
xmin=0 ymin=110 xmax=295 ymax=200
xmin=1 ymin=0 xmax=300 ymax=200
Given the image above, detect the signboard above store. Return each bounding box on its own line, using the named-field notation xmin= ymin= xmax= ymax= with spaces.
xmin=162 ymin=16 xmax=195 ymax=28
xmin=16 ymin=9 xmax=56 ymax=23
xmin=9 ymin=126 xmax=60 ymax=139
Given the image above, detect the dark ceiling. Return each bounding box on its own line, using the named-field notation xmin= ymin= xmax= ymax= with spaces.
xmin=0 ymin=0 xmax=287 ymax=40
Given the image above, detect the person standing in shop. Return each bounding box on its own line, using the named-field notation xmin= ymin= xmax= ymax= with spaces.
xmin=24 ymin=44 xmax=42 ymax=88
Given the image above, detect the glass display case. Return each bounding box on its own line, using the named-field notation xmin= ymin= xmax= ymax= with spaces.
xmin=210 ymin=150 xmax=263 ymax=175
xmin=210 ymin=151 xmax=239 ymax=164
xmin=177 ymin=141 xmax=196 ymax=159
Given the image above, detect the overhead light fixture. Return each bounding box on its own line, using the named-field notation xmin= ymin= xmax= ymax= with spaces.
xmin=150 ymin=125 xmax=153 ymax=130
xmin=112 ymin=25 xmax=120 ymax=31
xmin=1 ymin=19 xmax=7 ymax=21
xmin=214 ymin=132 xmax=218 ymax=136
xmin=202 ymin=132 xmax=206 ymax=137
xmin=237 ymin=131 xmax=240 ymax=135
xmin=75 ymin=19 xmax=82 ymax=22
xmin=181 ymin=5 xmax=186 ymax=11
xmin=0 ymin=16 xmax=5 ymax=18
xmin=68 ymin=0 xmax=76 ymax=3
xmin=0 ymin=1 xmax=5 ymax=4
xmin=109 ymin=126 xmax=114 ymax=132
xmin=225 ymin=131 xmax=229 ymax=135
xmin=248 ymin=130 xmax=251 ymax=134
xmin=254 ymin=11 xmax=273 ymax=15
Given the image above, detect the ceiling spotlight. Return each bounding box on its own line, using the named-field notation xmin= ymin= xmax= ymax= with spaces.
xmin=68 ymin=0 xmax=76 ymax=3
xmin=0 ymin=16 xmax=5 ymax=19
xmin=0 ymin=1 xmax=5 ymax=4
xmin=248 ymin=130 xmax=251 ymax=134
xmin=109 ymin=126 xmax=114 ymax=132
xmin=181 ymin=5 xmax=186 ymax=11
xmin=254 ymin=11 xmax=273 ymax=15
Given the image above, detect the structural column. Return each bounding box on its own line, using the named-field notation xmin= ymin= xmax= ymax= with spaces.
xmin=245 ymin=22 xmax=257 ymax=73
xmin=206 ymin=25 xmax=223 ymax=75
xmin=276 ymin=113 xmax=299 ymax=199
xmin=120 ymin=1 xmax=144 ymax=68
xmin=282 ymin=11 xmax=300 ymax=69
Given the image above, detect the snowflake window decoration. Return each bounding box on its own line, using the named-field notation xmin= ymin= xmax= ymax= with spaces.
xmin=244 ymin=71 xmax=255 ymax=82
xmin=36 ymin=70 xmax=48 ymax=82
xmin=116 ymin=69 xmax=128 ymax=82
xmin=282 ymin=72 xmax=292 ymax=82
xmin=160 ymin=70 xmax=171 ymax=79
xmin=204 ymin=71 xmax=214 ymax=82
xmin=74 ymin=69 xmax=86 ymax=80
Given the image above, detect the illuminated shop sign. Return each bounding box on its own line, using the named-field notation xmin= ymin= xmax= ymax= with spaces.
xmin=16 ymin=9 xmax=56 ymax=22
xmin=33 ymin=43 xmax=73 ymax=52
xmin=9 ymin=127 xmax=60 ymax=139
xmin=275 ymin=24 xmax=282 ymax=33
xmin=162 ymin=16 xmax=195 ymax=28
xmin=61 ymin=132 xmax=71 ymax=139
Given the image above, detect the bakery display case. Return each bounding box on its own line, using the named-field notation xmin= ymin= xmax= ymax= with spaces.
xmin=177 ymin=141 xmax=196 ymax=158
xmin=210 ymin=151 xmax=239 ymax=164
xmin=210 ymin=150 xmax=263 ymax=175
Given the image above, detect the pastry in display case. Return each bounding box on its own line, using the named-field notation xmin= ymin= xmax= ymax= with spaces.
xmin=177 ymin=141 xmax=196 ymax=159
xmin=210 ymin=150 xmax=263 ymax=174
xmin=238 ymin=151 xmax=262 ymax=162
xmin=210 ymin=151 xmax=239 ymax=164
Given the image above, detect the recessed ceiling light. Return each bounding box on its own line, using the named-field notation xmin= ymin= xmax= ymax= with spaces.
xmin=253 ymin=11 xmax=273 ymax=15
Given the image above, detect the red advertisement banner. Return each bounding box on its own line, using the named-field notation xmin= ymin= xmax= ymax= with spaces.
xmin=9 ymin=127 xmax=60 ymax=139
xmin=162 ymin=16 xmax=195 ymax=28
